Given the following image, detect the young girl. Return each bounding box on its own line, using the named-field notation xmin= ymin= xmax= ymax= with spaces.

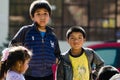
xmin=0 ymin=46 xmax=32 ymax=80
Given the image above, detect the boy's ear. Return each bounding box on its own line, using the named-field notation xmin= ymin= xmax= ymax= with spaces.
xmin=66 ymin=38 xmax=69 ymax=43
xmin=31 ymin=17 xmax=34 ymax=21
xmin=30 ymin=15 xmax=34 ymax=21
xmin=84 ymin=38 xmax=86 ymax=42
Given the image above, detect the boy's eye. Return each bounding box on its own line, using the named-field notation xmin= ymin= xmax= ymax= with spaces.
xmin=44 ymin=13 xmax=47 ymax=15
xmin=36 ymin=13 xmax=40 ymax=15
xmin=43 ymin=13 xmax=49 ymax=16
xmin=36 ymin=13 xmax=49 ymax=16
xmin=78 ymin=37 xmax=82 ymax=39
xmin=70 ymin=37 xmax=74 ymax=40
xmin=70 ymin=37 xmax=83 ymax=41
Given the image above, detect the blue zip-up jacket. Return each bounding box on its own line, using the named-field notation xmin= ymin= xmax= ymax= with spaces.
xmin=9 ymin=23 xmax=61 ymax=77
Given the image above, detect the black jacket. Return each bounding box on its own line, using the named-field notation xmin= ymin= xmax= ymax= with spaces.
xmin=57 ymin=47 xmax=104 ymax=80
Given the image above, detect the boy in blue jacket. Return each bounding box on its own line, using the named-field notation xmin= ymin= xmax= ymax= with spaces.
xmin=9 ymin=0 xmax=61 ymax=80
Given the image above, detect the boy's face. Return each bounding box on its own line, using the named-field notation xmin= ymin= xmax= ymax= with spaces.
xmin=67 ymin=32 xmax=86 ymax=50
xmin=32 ymin=8 xmax=50 ymax=28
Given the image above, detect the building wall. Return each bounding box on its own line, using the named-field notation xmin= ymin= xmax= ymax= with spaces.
xmin=0 ymin=0 xmax=9 ymax=46
xmin=9 ymin=0 xmax=120 ymax=41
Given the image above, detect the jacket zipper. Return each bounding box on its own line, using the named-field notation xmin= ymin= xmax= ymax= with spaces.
xmin=42 ymin=38 xmax=44 ymax=43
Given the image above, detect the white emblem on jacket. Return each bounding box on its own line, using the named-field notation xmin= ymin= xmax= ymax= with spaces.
xmin=50 ymin=40 xmax=54 ymax=48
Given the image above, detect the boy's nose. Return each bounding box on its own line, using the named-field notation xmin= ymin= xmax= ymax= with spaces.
xmin=74 ymin=39 xmax=80 ymax=42
xmin=40 ymin=15 xmax=45 ymax=19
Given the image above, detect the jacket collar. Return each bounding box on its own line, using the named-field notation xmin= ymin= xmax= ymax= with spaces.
xmin=62 ymin=47 xmax=86 ymax=64
xmin=32 ymin=22 xmax=54 ymax=33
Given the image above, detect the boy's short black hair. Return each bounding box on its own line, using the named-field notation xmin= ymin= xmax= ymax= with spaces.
xmin=66 ymin=26 xmax=86 ymax=39
xmin=29 ymin=0 xmax=51 ymax=17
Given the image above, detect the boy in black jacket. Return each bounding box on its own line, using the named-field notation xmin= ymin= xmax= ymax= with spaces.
xmin=57 ymin=26 xmax=104 ymax=80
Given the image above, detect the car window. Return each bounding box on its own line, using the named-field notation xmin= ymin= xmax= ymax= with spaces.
xmin=95 ymin=48 xmax=117 ymax=66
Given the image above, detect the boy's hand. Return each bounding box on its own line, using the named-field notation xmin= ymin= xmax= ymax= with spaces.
xmin=56 ymin=58 xmax=59 ymax=64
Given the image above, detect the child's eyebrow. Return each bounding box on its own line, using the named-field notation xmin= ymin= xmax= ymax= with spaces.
xmin=35 ymin=9 xmax=48 ymax=12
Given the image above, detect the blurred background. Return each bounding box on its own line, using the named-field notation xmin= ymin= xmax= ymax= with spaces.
xmin=0 ymin=0 xmax=120 ymax=53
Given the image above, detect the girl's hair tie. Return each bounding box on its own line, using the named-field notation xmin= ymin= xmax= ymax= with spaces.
xmin=1 ymin=48 xmax=10 ymax=61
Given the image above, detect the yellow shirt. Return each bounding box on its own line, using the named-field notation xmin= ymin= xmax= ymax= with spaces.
xmin=69 ymin=52 xmax=90 ymax=80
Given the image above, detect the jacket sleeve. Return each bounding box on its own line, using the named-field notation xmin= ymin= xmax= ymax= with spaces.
xmin=9 ymin=26 xmax=29 ymax=47
xmin=54 ymin=39 xmax=61 ymax=59
xmin=52 ymin=32 xmax=61 ymax=59
xmin=56 ymin=56 xmax=64 ymax=80
xmin=92 ymin=50 xmax=104 ymax=77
